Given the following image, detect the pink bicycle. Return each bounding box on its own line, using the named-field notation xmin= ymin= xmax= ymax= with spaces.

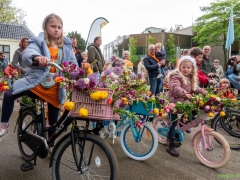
xmin=153 ymin=112 xmax=231 ymax=169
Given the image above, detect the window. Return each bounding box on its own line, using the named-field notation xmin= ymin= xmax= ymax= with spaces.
xmin=0 ymin=45 xmax=10 ymax=62
xmin=136 ymin=46 xmax=144 ymax=55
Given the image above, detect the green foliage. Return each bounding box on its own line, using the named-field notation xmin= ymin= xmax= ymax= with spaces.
xmin=145 ymin=35 xmax=155 ymax=52
xmin=0 ymin=0 xmax=26 ymax=23
xmin=129 ymin=37 xmax=138 ymax=62
xmin=193 ymin=0 xmax=240 ymax=65
xmin=166 ymin=34 xmax=176 ymax=62
xmin=67 ymin=31 xmax=86 ymax=52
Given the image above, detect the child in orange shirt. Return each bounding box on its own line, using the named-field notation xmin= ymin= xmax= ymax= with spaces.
xmin=4 ymin=62 xmax=18 ymax=86
xmin=218 ymin=78 xmax=231 ymax=98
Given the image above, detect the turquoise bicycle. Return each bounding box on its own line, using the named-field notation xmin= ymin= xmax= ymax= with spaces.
xmin=100 ymin=101 xmax=158 ymax=161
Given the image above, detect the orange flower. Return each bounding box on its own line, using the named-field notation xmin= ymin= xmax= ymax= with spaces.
xmin=54 ymin=76 xmax=64 ymax=82
xmin=147 ymin=91 xmax=151 ymax=97
xmin=84 ymin=63 xmax=91 ymax=69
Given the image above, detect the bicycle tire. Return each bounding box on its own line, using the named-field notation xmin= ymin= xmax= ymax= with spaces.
xmin=17 ymin=109 xmax=43 ymax=161
xmin=152 ymin=116 xmax=168 ymax=144
xmin=52 ymin=133 xmax=119 ymax=180
xmin=193 ymin=131 xmax=231 ymax=168
xmin=120 ymin=122 xmax=158 ymax=161
xmin=219 ymin=110 xmax=240 ymax=138
xmin=211 ymin=115 xmax=240 ymax=150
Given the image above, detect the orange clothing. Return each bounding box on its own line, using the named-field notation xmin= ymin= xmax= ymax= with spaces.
xmin=217 ymin=88 xmax=231 ymax=98
xmin=30 ymin=47 xmax=60 ymax=108
xmin=4 ymin=64 xmax=18 ymax=78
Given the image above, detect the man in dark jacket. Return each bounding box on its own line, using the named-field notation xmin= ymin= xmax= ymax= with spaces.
xmin=144 ymin=44 xmax=163 ymax=95
xmin=200 ymin=45 xmax=216 ymax=77
xmin=0 ymin=52 xmax=8 ymax=72
xmin=71 ymin=36 xmax=84 ymax=67
xmin=87 ymin=36 xmax=105 ymax=76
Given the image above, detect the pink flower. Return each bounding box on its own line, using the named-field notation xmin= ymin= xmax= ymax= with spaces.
xmin=168 ymin=103 xmax=175 ymax=110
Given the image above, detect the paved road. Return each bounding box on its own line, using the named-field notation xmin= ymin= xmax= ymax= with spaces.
xmin=0 ymin=103 xmax=239 ymax=180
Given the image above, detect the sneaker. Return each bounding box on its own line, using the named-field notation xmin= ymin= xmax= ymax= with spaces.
xmin=0 ymin=123 xmax=9 ymax=141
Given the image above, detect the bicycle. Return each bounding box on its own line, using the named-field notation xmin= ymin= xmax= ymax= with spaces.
xmin=152 ymin=112 xmax=231 ymax=169
xmin=16 ymin=62 xmax=119 ymax=179
xmin=211 ymin=107 xmax=240 ymax=150
xmin=99 ymin=101 xmax=158 ymax=161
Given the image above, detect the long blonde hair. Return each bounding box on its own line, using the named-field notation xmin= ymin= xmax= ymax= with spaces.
xmin=42 ymin=13 xmax=64 ymax=47
xmin=168 ymin=59 xmax=198 ymax=91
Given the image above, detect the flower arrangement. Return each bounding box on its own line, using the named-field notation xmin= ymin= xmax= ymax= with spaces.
xmin=0 ymin=72 xmax=9 ymax=94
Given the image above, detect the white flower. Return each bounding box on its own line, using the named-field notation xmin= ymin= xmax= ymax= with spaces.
xmin=216 ymin=97 xmax=221 ymax=101
xmin=84 ymin=78 xmax=90 ymax=85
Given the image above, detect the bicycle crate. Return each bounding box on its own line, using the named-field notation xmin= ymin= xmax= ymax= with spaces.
xmin=70 ymin=88 xmax=121 ymax=120
xmin=130 ymin=101 xmax=160 ymax=116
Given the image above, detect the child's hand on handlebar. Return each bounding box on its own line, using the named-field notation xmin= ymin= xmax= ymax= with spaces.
xmin=33 ymin=56 xmax=49 ymax=66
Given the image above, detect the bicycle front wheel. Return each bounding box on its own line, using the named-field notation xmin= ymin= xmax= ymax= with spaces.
xmin=152 ymin=116 xmax=168 ymax=144
xmin=52 ymin=133 xmax=119 ymax=180
xmin=120 ymin=122 xmax=158 ymax=161
xmin=193 ymin=131 xmax=231 ymax=169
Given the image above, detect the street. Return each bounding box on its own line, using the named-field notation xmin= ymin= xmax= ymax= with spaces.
xmin=0 ymin=102 xmax=239 ymax=180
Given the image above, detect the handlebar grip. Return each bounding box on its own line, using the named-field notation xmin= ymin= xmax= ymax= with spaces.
xmin=31 ymin=61 xmax=63 ymax=72
xmin=32 ymin=60 xmax=39 ymax=66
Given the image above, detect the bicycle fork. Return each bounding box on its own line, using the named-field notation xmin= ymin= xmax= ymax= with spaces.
xmin=200 ymin=125 xmax=214 ymax=151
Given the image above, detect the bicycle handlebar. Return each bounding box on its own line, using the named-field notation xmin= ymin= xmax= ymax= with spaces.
xmin=32 ymin=61 xmax=63 ymax=71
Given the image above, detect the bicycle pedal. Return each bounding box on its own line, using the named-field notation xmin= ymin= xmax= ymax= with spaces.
xmin=20 ymin=162 xmax=34 ymax=171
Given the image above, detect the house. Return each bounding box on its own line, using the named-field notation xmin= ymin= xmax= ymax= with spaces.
xmin=0 ymin=22 xmax=35 ymax=62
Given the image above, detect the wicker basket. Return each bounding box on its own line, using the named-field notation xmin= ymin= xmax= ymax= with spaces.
xmin=70 ymin=88 xmax=121 ymax=120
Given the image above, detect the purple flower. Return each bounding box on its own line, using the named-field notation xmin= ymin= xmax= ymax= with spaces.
xmin=78 ymin=69 xmax=85 ymax=76
xmin=115 ymin=61 xmax=123 ymax=67
xmin=137 ymin=73 xmax=143 ymax=79
xmin=62 ymin=62 xmax=69 ymax=67
xmin=77 ymin=79 xmax=87 ymax=89
xmin=104 ymin=69 xmax=112 ymax=76
xmin=88 ymin=73 xmax=99 ymax=85
xmin=130 ymin=72 xmax=136 ymax=80
xmin=159 ymin=98 xmax=165 ymax=105
xmin=89 ymin=81 xmax=96 ymax=88
xmin=53 ymin=73 xmax=59 ymax=79
xmin=110 ymin=55 xmax=117 ymax=62
xmin=112 ymin=67 xmax=122 ymax=76
xmin=98 ymin=82 xmax=107 ymax=88
xmin=119 ymin=102 xmax=125 ymax=108
xmin=69 ymin=71 xmax=79 ymax=80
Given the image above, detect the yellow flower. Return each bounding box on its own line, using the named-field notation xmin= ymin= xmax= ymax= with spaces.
xmin=153 ymin=108 xmax=159 ymax=115
xmin=210 ymin=94 xmax=217 ymax=99
xmin=99 ymin=91 xmax=108 ymax=100
xmin=122 ymin=97 xmax=127 ymax=102
xmin=63 ymin=101 xmax=75 ymax=111
xmin=90 ymin=92 xmax=101 ymax=101
xmin=208 ymin=112 xmax=214 ymax=117
xmin=220 ymin=111 xmax=226 ymax=117
xmin=87 ymin=68 xmax=93 ymax=75
xmin=199 ymin=101 xmax=204 ymax=106
xmin=79 ymin=108 xmax=88 ymax=117
xmin=211 ymin=106 xmax=215 ymax=110
xmin=232 ymin=98 xmax=237 ymax=102
xmin=4 ymin=86 xmax=9 ymax=90
xmin=160 ymin=109 xmax=165 ymax=114
xmin=4 ymin=81 xmax=7 ymax=85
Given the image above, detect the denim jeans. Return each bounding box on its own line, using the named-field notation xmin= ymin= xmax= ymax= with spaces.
xmin=149 ymin=77 xmax=162 ymax=95
xmin=229 ymin=74 xmax=240 ymax=90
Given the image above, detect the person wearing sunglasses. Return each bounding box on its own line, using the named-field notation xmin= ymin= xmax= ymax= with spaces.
xmin=0 ymin=52 xmax=8 ymax=72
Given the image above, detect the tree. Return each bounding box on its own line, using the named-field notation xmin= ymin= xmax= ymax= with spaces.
xmin=129 ymin=37 xmax=138 ymax=62
xmin=193 ymin=0 xmax=240 ymax=68
xmin=166 ymin=34 xmax=176 ymax=62
xmin=67 ymin=31 xmax=86 ymax=52
xmin=0 ymin=0 xmax=26 ymax=23
xmin=174 ymin=24 xmax=183 ymax=31
xmin=145 ymin=35 xmax=155 ymax=52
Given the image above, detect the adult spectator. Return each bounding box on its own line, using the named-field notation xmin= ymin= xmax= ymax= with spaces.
xmin=12 ymin=37 xmax=28 ymax=77
xmin=228 ymin=55 xmax=240 ymax=92
xmin=87 ymin=36 xmax=105 ymax=77
xmin=213 ymin=59 xmax=224 ymax=79
xmin=71 ymin=36 xmax=84 ymax=67
xmin=144 ymin=44 xmax=164 ymax=95
xmin=225 ymin=58 xmax=233 ymax=79
xmin=122 ymin=50 xmax=133 ymax=71
xmin=175 ymin=49 xmax=190 ymax=68
xmin=0 ymin=52 xmax=8 ymax=72
xmin=138 ymin=58 xmax=148 ymax=83
xmin=201 ymin=45 xmax=216 ymax=76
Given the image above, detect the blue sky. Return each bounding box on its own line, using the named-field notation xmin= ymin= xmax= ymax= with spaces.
xmin=14 ymin=0 xmax=212 ymax=47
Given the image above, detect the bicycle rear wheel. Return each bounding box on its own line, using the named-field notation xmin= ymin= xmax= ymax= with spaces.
xmin=193 ymin=131 xmax=231 ymax=168
xmin=212 ymin=115 xmax=240 ymax=150
xmin=52 ymin=133 xmax=119 ymax=180
xmin=17 ymin=109 xmax=43 ymax=161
